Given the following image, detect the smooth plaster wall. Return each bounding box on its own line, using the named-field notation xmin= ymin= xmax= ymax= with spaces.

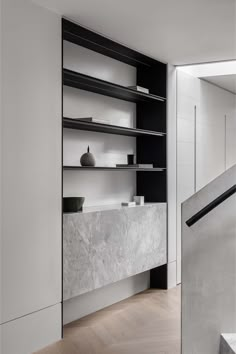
xmin=63 ymin=271 xmax=150 ymax=325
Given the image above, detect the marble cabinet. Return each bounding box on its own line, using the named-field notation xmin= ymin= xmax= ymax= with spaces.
xmin=63 ymin=203 xmax=167 ymax=300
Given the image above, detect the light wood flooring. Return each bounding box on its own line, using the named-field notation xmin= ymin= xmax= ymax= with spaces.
xmin=35 ymin=286 xmax=181 ymax=354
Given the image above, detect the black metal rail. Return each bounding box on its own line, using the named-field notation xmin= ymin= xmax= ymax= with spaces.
xmin=186 ymin=184 xmax=236 ymax=227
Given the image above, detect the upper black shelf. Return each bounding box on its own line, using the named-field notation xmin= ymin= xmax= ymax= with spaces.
xmin=63 ymin=69 xmax=166 ymax=103
xmin=63 ymin=166 xmax=166 ymax=172
xmin=63 ymin=118 xmax=166 ymax=137
xmin=63 ymin=19 xmax=165 ymax=69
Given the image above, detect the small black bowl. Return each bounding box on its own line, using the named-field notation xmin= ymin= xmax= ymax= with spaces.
xmin=63 ymin=197 xmax=85 ymax=213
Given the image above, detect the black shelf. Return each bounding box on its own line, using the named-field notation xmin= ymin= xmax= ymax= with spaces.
xmin=63 ymin=18 xmax=162 ymax=68
xmin=63 ymin=69 xmax=166 ymax=103
xmin=63 ymin=166 xmax=166 ymax=172
xmin=63 ymin=118 xmax=166 ymax=137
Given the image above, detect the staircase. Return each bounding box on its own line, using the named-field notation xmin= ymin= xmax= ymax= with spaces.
xmin=221 ymin=334 xmax=236 ymax=354
xmin=182 ymin=165 xmax=236 ymax=354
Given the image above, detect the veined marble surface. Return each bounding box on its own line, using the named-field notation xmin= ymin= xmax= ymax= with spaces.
xmin=63 ymin=203 xmax=167 ymax=300
xmin=221 ymin=334 xmax=236 ymax=354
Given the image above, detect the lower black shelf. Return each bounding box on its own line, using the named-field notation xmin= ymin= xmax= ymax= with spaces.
xmin=63 ymin=166 xmax=166 ymax=172
xmin=63 ymin=118 xmax=166 ymax=137
xmin=63 ymin=69 xmax=166 ymax=103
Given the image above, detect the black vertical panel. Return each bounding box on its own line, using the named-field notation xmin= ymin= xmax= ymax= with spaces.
xmin=137 ymin=101 xmax=166 ymax=132
xmin=136 ymin=64 xmax=167 ymax=204
xmin=137 ymin=64 xmax=167 ymax=98
xmin=136 ymin=63 xmax=168 ymax=288
xmin=137 ymin=171 xmax=167 ymax=202
xmin=137 ymin=136 xmax=166 ymax=167
xmin=150 ymin=264 xmax=168 ymax=289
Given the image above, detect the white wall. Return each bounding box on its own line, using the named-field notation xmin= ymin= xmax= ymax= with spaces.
xmin=197 ymin=81 xmax=236 ymax=189
xmin=176 ymin=69 xmax=236 ymax=283
xmin=0 ymin=1 xmax=62 ymax=353
xmin=63 ymin=271 xmax=150 ymax=324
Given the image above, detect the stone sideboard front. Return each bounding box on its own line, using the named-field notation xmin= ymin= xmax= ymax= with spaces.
xmin=63 ymin=203 xmax=167 ymax=300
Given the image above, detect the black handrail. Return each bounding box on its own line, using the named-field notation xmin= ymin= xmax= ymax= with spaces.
xmin=186 ymin=185 xmax=236 ymax=227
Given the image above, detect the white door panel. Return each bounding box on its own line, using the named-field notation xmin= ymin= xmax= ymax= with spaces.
xmin=0 ymin=0 xmax=61 ymax=325
xmin=176 ymin=70 xmax=236 ymax=284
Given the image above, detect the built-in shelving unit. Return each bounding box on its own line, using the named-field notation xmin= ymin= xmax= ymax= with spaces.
xmin=63 ymin=118 xmax=166 ymax=137
xmin=62 ymin=18 xmax=168 ymax=289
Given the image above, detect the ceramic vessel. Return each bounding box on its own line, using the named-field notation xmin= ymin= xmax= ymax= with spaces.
xmin=80 ymin=146 xmax=96 ymax=167
xmin=127 ymin=154 xmax=136 ymax=165
xmin=63 ymin=197 xmax=85 ymax=213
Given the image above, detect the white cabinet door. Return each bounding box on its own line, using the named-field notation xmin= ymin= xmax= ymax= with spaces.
xmin=177 ymin=70 xmax=236 ymax=284
xmin=0 ymin=0 xmax=61 ymax=327
xmin=0 ymin=304 xmax=61 ymax=354
xmin=196 ymin=81 xmax=228 ymax=190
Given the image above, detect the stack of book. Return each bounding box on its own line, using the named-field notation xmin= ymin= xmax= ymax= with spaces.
xmin=128 ymin=85 xmax=149 ymax=94
xmin=75 ymin=117 xmax=108 ymax=124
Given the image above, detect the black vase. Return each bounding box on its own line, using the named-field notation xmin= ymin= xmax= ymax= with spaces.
xmin=80 ymin=146 xmax=96 ymax=167
xmin=63 ymin=197 xmax=85 ymax=213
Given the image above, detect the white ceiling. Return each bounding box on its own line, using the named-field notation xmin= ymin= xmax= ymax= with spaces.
xmin=179 ymin=61 xmax=236 ymax=94
xmin=179 ymin=61 xmax=236 ymax=78
xmin=33 ymin=0 xmax=236 ymax=65
xmin=204 ymin=75 xmax=236 ymax=95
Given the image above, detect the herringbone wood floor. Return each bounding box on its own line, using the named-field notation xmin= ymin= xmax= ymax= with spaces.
xmin=35 ymin=286 xmax=181 ymax=354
